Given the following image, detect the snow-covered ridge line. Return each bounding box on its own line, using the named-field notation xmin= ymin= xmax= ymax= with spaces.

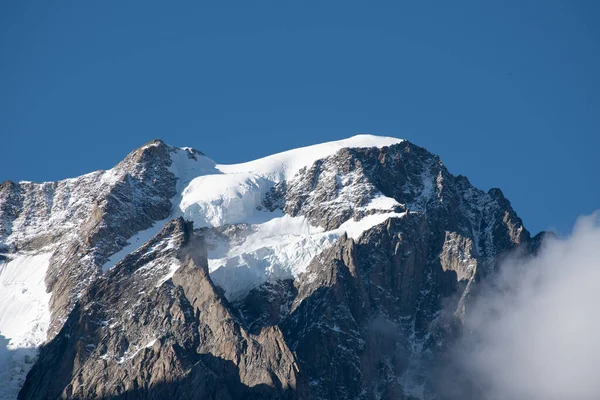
xmin=170 ymin=136 xmax=407 ymax=298
xmin=214 ymin=134 xmax=404 ymax=181
xmin=103 ymin=134 xmax=405 ymax=296
xmin=175 ymin=134 xmax=403 ymax=229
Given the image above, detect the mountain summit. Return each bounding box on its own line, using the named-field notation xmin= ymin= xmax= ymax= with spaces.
xmin=0 ymin=135 xmax=530 ymax=399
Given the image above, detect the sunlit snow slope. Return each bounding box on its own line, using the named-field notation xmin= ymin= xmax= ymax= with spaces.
xmin=0 ymin=252 xmax=53 ymax=399
xmin=103 ymin=134 xmax=405 ymax=298
xmin=176 ymin=135 xmax=405 ymax=298
xmin=179 ymin=134 xmax=403 ymax=226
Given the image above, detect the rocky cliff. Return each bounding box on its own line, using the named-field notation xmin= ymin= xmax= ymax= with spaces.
xmin=0 ymin=135 xmax=530 ymax=399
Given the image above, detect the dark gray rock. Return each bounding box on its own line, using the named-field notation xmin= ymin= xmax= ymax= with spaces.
xmin=6 ymin=139 xmax=535 ymax=399
xmin=19 ymin=218 xmax=304 ymax=399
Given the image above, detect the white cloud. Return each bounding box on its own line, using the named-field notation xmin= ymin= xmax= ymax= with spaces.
xmin=455 ymin=212 xmax=600 ymax=400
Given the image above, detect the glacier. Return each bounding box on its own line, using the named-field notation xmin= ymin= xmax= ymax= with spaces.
xmin=103 ymin=134 xmax=406 ymax=298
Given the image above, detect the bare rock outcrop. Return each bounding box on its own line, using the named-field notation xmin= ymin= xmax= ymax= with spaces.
xmin=1 ymin=137 xmax=535 ymax=399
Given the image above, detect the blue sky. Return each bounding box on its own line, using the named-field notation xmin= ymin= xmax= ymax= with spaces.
xmin=1 ymin=1 xmax=598 ymax=235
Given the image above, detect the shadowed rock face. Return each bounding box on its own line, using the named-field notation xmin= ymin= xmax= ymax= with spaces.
xmin=4 ymin=139 xmax=533 ymax=399
xmin=19 ymin=219 xmax=303 ymax=400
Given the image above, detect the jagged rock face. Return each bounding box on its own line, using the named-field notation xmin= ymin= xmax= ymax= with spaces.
xmin=238 ymin=214 xmax=479 ymax=399
xmin=0 ymin=140 xmax=186 ymax=337
xmin=0 ymin=136 xmax=533 ymax=399
xmin=20 ymin=219 xmax=302 ymax=400
xmin=265 ymin=142 xmax=529 ymax=273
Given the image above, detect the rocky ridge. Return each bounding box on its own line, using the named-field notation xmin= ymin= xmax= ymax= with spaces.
xmin=0 ymin=136 xmax=531 ymax=399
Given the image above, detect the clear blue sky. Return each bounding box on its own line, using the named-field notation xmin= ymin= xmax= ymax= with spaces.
xmin=1 ymin=1 xmax=598 ymax=235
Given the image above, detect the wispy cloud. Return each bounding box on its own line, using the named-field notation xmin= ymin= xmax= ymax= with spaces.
xmin=445 ymin=212 xmax=600 ymax=400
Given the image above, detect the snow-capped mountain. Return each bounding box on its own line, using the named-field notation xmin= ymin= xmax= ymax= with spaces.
xmin=0 ymin=135 xmax=531 ymax=399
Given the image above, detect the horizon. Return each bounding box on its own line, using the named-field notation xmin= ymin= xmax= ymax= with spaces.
xmin=1 ymin=133 xmax=565 ymax=238
xmin=2 ymin=1 xmax=598 ymax=235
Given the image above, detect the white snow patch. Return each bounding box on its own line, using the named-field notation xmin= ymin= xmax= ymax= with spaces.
xmin=0 ymin=252 xmax=53 ymax=400
xmin=102 ymin=219 xmax=170 ymax=272
xmin=0 ymin=253 xmax=52 ymax=350
xmin=208 ymin=212 xmax=406 ymax=299
xmin=360 ymin=194 xmax=402 ymax=211
xmin=180 ymin=173 xmax=273 ymax=228
xmin=168 ymin=147 xmax=218 ymax=193
xmin=116 ymin=338 xmax=158 ymax=364
xmin=155 ymin=259 xmax=182 ymax=287
xmin=333 ymin=212 xmax=406 ymax=240
xmin=208 ymin=214 xmax=336 ymax=298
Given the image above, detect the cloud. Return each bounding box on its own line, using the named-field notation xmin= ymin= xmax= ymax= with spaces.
xmin=448 ymin=212 xmax=600 ymax=400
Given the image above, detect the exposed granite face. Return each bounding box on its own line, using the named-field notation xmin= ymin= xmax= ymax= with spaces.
xmin=264 ymin=142 xmax=529 ymax=274
xmin=6 ymin=139 xmax=535 ymax=399
xmin=229 ymin=142 xmax=530 ymax=399
xmin=0 ymin=180 xmax=24 ymax=245
xmin=271 ymin=214 xmax=466 ymax=399
xmin=233 ymin=203 xmax=527 ymax=398
xmin=20 ymin=219 xmax=303 ymax=400
xmin=0 ymin=140 xmax=182 ymax=338
xmin=20 ymin=213 xmax=528 ymax=399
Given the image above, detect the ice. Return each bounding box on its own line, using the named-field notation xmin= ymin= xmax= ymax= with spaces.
xmin=208 ymin=212 xmax=406 ymax=299
xmin=104 ymin=135 xmax=406 ymax=298
xmin=177 ymin=134 xmax=403 ymax=229
xmin=167 ymin=147 xmax=219 ymax=192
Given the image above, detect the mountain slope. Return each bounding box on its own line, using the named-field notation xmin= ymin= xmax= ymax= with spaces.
xmin=0 ymin=135 xmax=530 ymax=399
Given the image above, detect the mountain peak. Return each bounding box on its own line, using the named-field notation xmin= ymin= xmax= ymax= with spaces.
xmin=1 ymin=134 xmax=532 ymax=400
